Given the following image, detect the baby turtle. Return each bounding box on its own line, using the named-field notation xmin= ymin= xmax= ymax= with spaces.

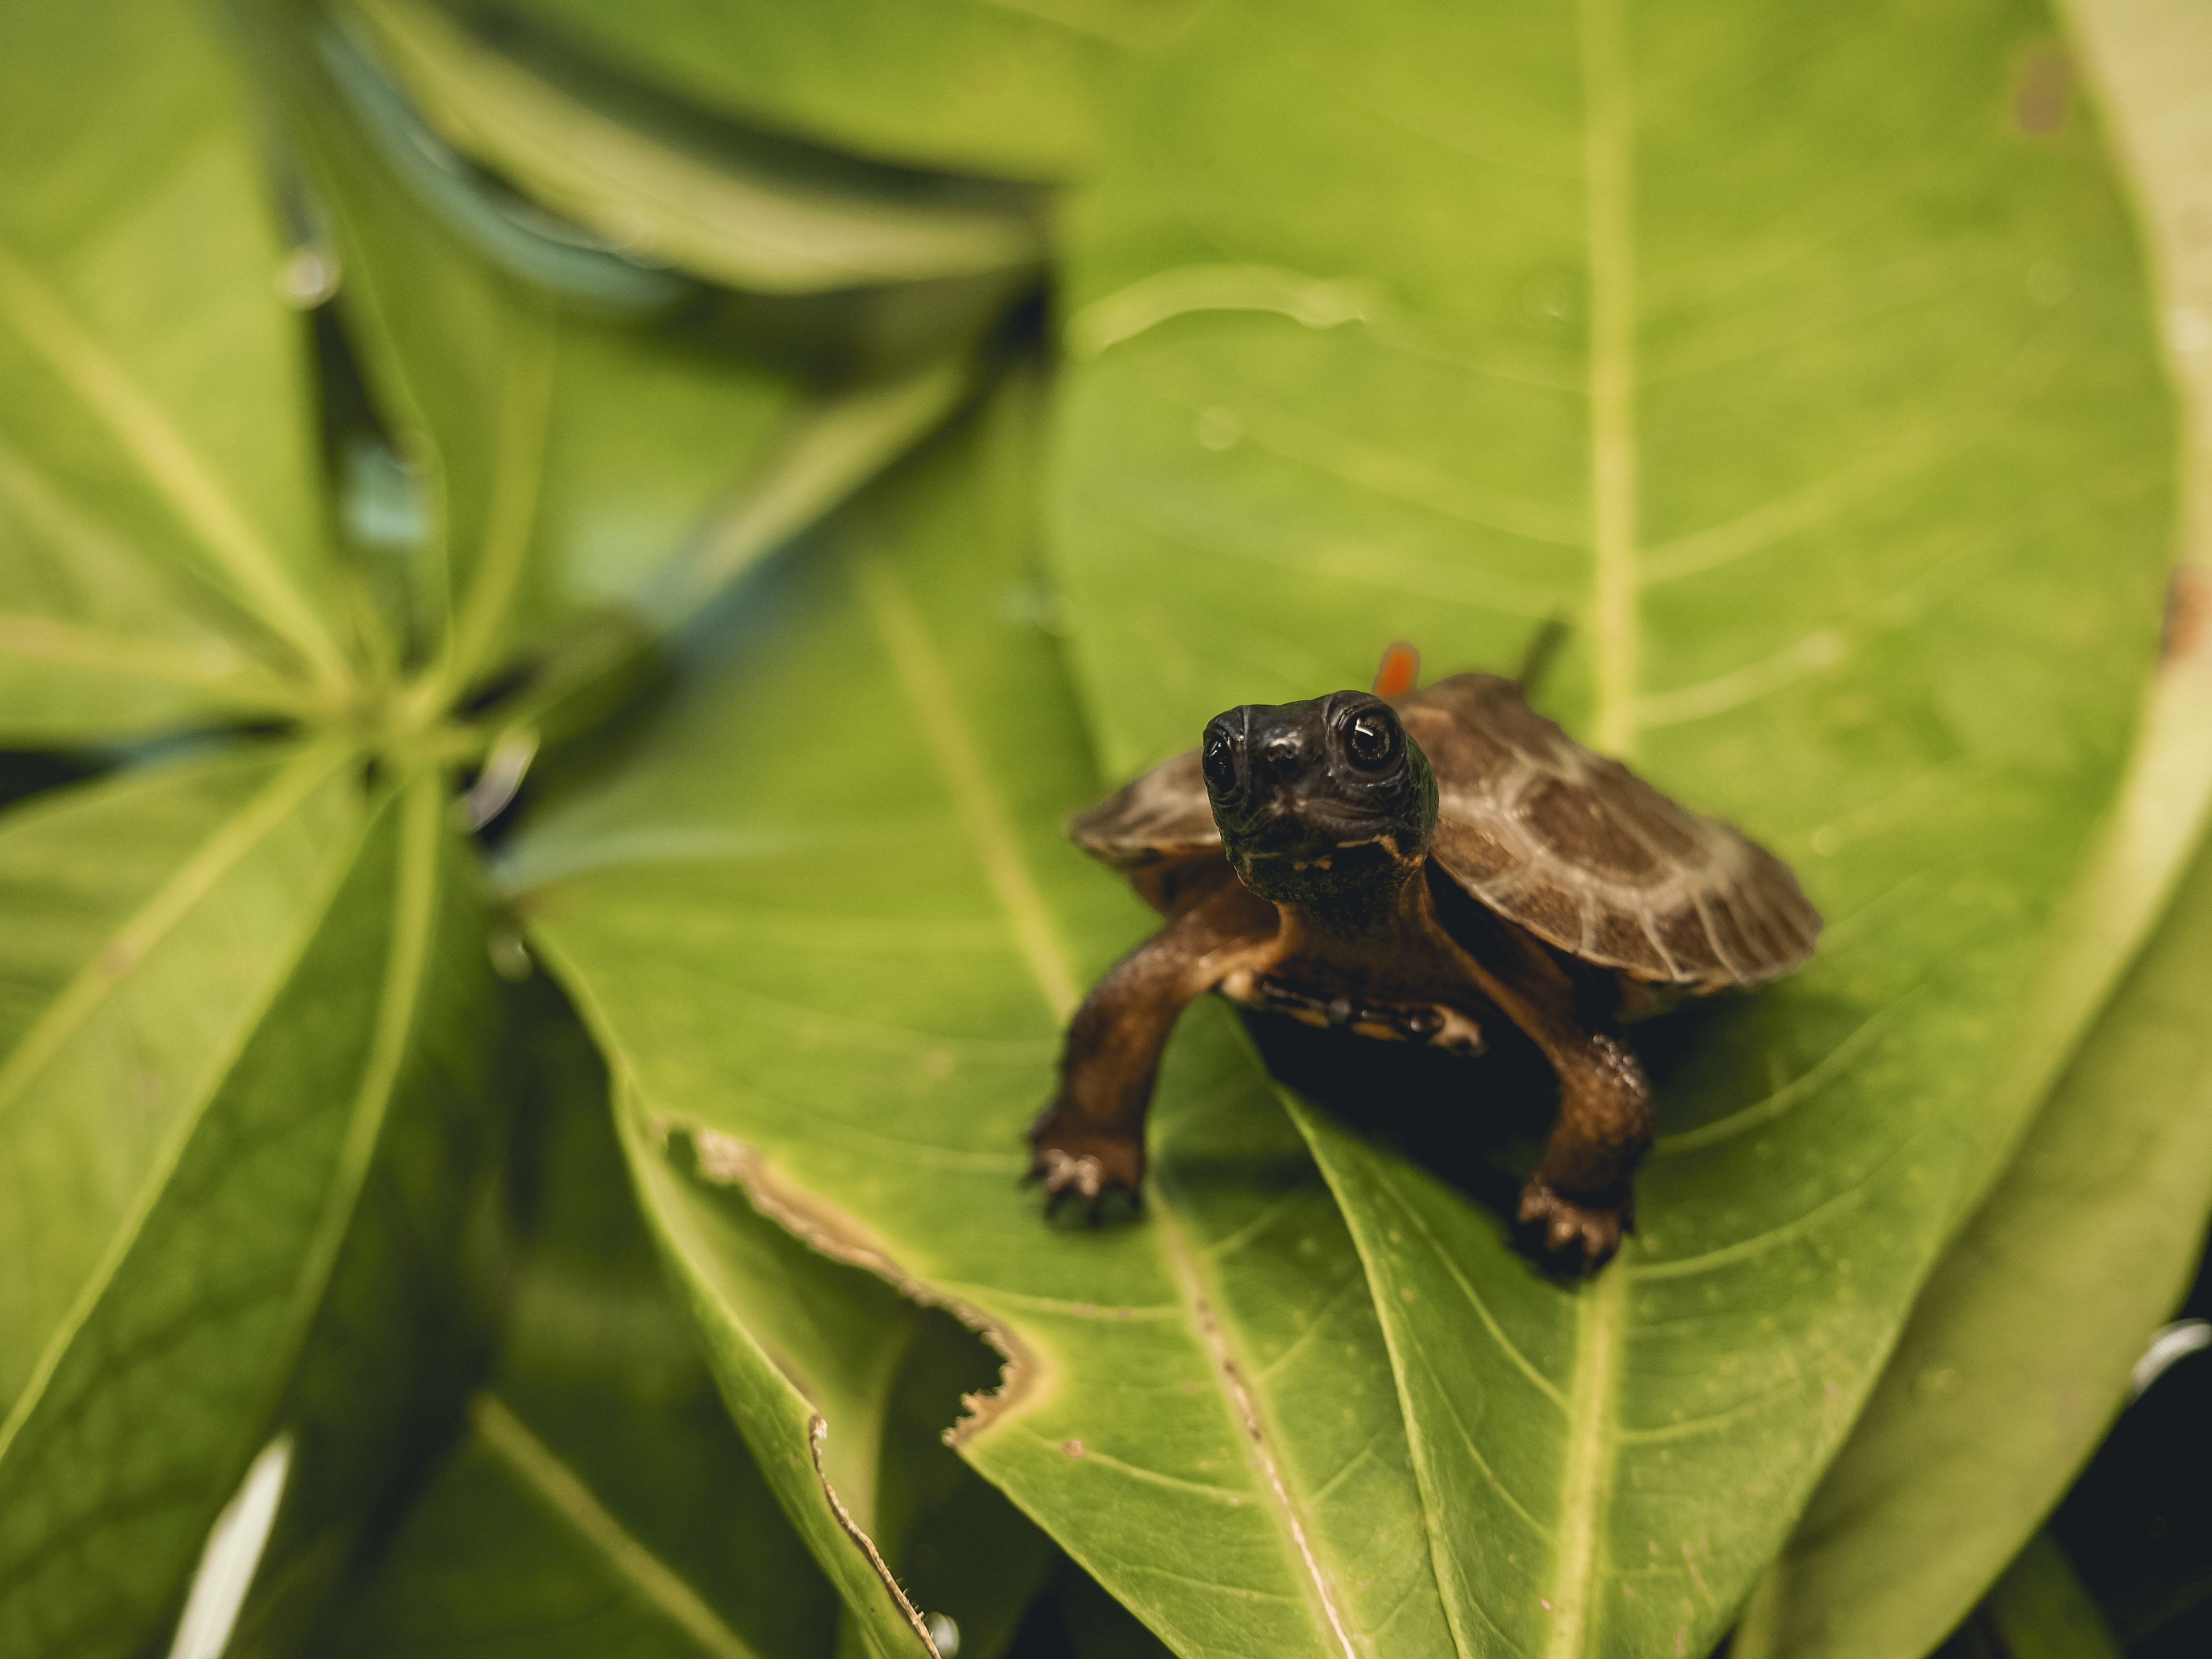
xmin=1030 ymin=646 xmax=1820 ymax=1268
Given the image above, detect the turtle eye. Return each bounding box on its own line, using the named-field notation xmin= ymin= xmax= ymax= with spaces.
xmin=1344 ymin=710 xmax=1398 ymax=770
xmin=1202 ymin=730 xmax=1238 ymax=793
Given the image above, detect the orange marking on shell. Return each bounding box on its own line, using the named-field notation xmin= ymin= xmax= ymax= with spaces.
xmin=1372 ymin=642 xmax=1421 ymax=697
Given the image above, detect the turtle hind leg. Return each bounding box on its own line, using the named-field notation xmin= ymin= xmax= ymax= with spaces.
xmin=1030 ymin=878 xmax=1277 ymax=1221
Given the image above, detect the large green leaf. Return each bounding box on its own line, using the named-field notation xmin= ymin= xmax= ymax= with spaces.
xmin=249 ymin=0 xmax=565 ymax=693
xmin=1731 ymin=0 xmax=2212 ymax=1647
xmin=0 ymin=745 xmax=361 ymax=1411
xmin=484 ymin=0 xmax=1200 ymax=179
xmin=0 ymin=766 xmax=496 ymax=1658
xmin=349 ymin=0 xmax=1048 ymax=294
xmin=216 ymin=844 xmax=522 ymax=1659
xmin=1735 ymin=738 xmax=2212 ymax=1659
xmin=1030 ymin=1 xmax=2174 ymax=1652
xmin=0 ymin=0 xmax=345 ymax=737
xmin=250 ymin=0 xmax=989 ymax=723
xmin=514 ymin=383 xmax=1460 ymax=1659
xmin=243 ymin=988 xmax=840 ymax=1659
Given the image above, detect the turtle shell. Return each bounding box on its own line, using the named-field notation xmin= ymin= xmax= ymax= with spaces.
xmin=1069 ymin=673 xmax=1821 ymax=990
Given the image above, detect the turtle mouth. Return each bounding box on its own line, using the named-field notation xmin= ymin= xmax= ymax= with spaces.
xmin=1220 ymin=798 xmax=1407 ymax=862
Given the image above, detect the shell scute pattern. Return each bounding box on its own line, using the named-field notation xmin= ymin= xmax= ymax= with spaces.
xmin=1067 ymin=746 xmax=1217 ymax=870
xmin=1068 ymin=671 xmax=1820 ymax=991
xmin=1402 ymin=673 xmax=1818 ymax=988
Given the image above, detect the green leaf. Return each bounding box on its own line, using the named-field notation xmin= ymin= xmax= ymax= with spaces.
xmin=220 ymin=879 xmax=525 ymax=1658
xmin=249 ymin=0 xmax=987 ymax=721
xmin=1726 ymin=656 xmax=2212 ymax=1658
xmin=0 ymin=0 xmax=345 ymax=735
xmin=349 ymin=0 xmax=1048 ymax=293
xmin=513 ymin=381 xmax=1460 ymax=1659
xmin=866 ymin=1310 xmax=1059 ymax=1659
xmin=1725 ymin=0 xmax=2212 ymax=1649
xmin=250 ymin=0 xmax=565 ymax=696
xmin=1034 ymin=1 xmax=2175 ymax=1652
xmin=0 ymin=745 xmax=362 ymax=1411
xmin=603 ymin=1087 xmax=977 ymax=1659
xmin=480 ymin=0 xmax=1203 ymax=178
xmin=244 ymin=987 xmax=840 ymax=1659
xmin=0 ymin=765 xmax=494 ymax=1658
xmin=1977 ymin=1532 xmax=2125 ymax=1659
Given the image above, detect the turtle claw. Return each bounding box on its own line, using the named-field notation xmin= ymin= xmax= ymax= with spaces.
xmin=1027 ymin=1104 xmax=1143 ymax=1221
xmin=1516 ymin=1182 xmax=1629 ymax=1272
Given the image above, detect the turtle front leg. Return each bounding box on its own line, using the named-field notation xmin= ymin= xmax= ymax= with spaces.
xmin=1031 ymin=880 xmax=1277 ymax=1219
xmin=1514 ymin=1027 xmax=1652 ymax=1267
xmin=1449 ymin=936 xmax=1653 ymax=1269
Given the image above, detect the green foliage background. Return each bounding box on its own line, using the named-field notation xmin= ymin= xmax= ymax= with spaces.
xmin=2 ymin=1 xmax=2210 ymax=1658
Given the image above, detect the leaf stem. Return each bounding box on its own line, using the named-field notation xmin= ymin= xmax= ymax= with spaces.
xmin=1582 ymin=0 xmax=1641 ymax=757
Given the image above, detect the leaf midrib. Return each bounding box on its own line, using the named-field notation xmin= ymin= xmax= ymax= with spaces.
xmin=0 ymin=612 xmax=313 ymax=712
xmin=852 ymin=548 xmax=1366 ymax=1653
xmin=472 ymin=1390 xmax=762 ymax=1659
xmin=1537 ymin=2 xmax=1642 ymax=1649
xmin=0 ymin=244 xmax=345 ymax=696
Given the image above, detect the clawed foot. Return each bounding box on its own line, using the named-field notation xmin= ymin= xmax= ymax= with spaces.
xmin=1516 ymin=1182 xmax=1629 ymax=1271
xmin=1026 ymin=1103 xmax=1144 ymax=1223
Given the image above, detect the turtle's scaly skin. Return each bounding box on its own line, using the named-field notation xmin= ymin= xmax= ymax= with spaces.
xmin=1034 ymin=671 xmax=1821 ymax=1270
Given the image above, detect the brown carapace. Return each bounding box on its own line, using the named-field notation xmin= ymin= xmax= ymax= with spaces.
xmin=1030 ymin=646 xmax=1820 ymax=1269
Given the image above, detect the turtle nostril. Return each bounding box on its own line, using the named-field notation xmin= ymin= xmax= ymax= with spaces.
xmin=1258 ymin=733 xmax=1305 ymax=782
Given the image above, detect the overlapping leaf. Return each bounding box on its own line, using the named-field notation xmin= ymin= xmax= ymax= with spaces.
xmin=0 ymin=0 xmax=339 ymax=738
xmin=237 ymin=994 xmax=840 ymax=1659
xmin=1733 ymin=750 xmax=2212 ymax=1657
xmin=512 ymin=383 xmax=1460 ymax=1659
xmin=348 ymin=0 xmax=1048 ymax=294
xmin=1736 ymin=0 xmax=2212 ymax=1648
xmin=0 ymin=763 xmax=504 ymax=1659
xmin=248 ymin=0 xmax=1000 ymax=710
xmin=484 ymin=0 xmax=1200 ymax=178
xmin=1029 ymin=1 xmax=2177 ymax=1652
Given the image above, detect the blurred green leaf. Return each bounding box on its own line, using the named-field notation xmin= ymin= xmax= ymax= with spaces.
xmin=0 ymin=745 xmax=361 ymax=1411
xmin=0 ymin=0 xmax=345 ymax=737
xmin=480 ymin=0 xmax=1203 ymax=179
xmin=252 ymin=0 xmax=991 ymax=722
xmin=1729 ymin=680 xmax=2212 ymax=1658
xmin=1054 ymin=1560 xmax=1178 ymax=1659
xmin=514 ymin=382 xmax=1460 ymax=1659
xmin=866 ymin=1310 xmax=1058 ymax=1659
xmin=1730 ymin=0 xmax=2212 ymax=1650
xmin=0 ymin=766 xmax=499 ymax=1658
xmin=250 ymin=0 xmax=566 ymax=694
xmin=239 ymin=989 xmax=840 ymax=1659
xmin=1981 ymin=1532 xmax=2125 ymax=1659
xmin=350 ymin=0 xmax=1048 ymax=293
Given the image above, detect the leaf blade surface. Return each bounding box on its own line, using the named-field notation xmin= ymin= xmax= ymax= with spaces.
xmin=0 ymin=769 xmax=499 ymax=1659
xmin=0 ymin=0 xmax=344 ymax=732
xmin=1044 ymin=2 xmax=2179 ymax=1653
xmin=513 ymin=386 xmax=1460 ymax=1659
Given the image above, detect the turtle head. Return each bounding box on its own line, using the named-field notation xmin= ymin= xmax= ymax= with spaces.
xmin=1200 ymin=691 xmax=1438 ymax=917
